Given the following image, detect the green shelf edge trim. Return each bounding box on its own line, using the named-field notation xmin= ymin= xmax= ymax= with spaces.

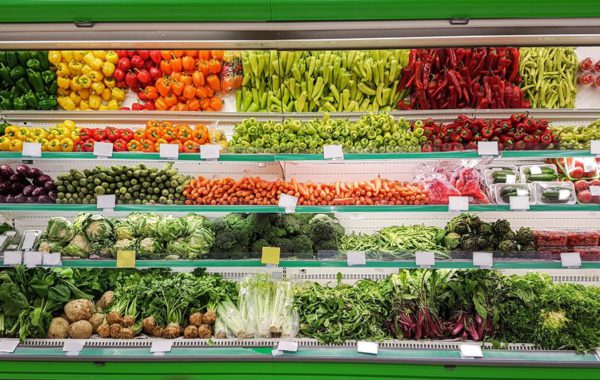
xmin=0 ymin=204 xmax=598 ymax=212
xmin=1 ymin=150 xmax=593 ymax=162
xmin=33 ymin=259 xmax=600 ymax=269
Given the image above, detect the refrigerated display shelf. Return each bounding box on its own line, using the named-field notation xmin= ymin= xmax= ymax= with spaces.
xmin=27 ymin=259 xmax=600 ymax=269
xmin=0 ymin=204 xmax=598 ymax=213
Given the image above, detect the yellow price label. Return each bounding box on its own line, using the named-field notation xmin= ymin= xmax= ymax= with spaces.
xmin=116 ymin=250 xmax=136 ymax=268
xmin=261 ymin=247 xmax=281 ymax=265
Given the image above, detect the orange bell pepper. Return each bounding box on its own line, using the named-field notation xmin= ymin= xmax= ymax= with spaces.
xmin=160 ymin=60 xmax=173 ymax=75
xmin=183 ymin=139 xmax=199 ymax=153
xmin=200 ymin=98 xmax=211 ymax=110
xmin=146 ymin=120 xmax=160 ymax=129
xmin=170 ymin=81 xmax=184 ymax=96
xmin=171 ymin=58 xmax=183 ymax=72
xmin=160 ymin=121 xmax=173 ymax=129
xmin=184 ymin=50 xmax=198 ymax=58
xmin=176 ymin=125 xmax=192 ymax=140
xmin=146 ymin=127 xmax=162 ymax=142
xmin=164 ymin=93 xmax=178 ymax=107
xmin=155 ymin=97 xmax=169 ymax=111
xmin=208 ymin=59 xmax=222 ymax=74
xmin=198 ymin=50 xmax=211 ymax=61
xmin=207 ymin=75 xmax=221 ymax=91
xmin=210 ymin=50 xmax=224 ymax=60
xmin=210 ymin=97 xmax=223 ymax=111
xmin=192 ymin=71 xmax=205 ymax=87
xmin=134 ymin=129 xmax=147 ymax=140
xmin=172 ymin=50 xmax=185 ymax=58
xmin=182 ymin=56 xmax=195 ymax=72
xmin=127 ymin=139 xmax=142 ymax=151
xmin=197 ymin=60 xmax=209 ymax=76
xmin=161 ymin=50 xmax=174 ymax=60
xmin=155 ymin=138 xmax=168 ymax=146
xmin=187 ymin=99 xmax=200 ymax=111
xmin=141 ymin=139 xmax=155 ymax=152
xmin=180 ymin=74 xmax=192 ymax=86
xmin=194 ymin=124 xmax=209 ymax=144
xmin=183 ymin=85 xmax=196 ymax=100
xmin=163 ymin=126 xmax=177 ymax=141
xmin=196 ymin=87 xmax=208 ymax=98
xmin=156 ymin=77 xmax=171 ymax=97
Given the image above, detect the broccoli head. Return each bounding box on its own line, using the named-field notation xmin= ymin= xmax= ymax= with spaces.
xmin=279 ymin=235 xmax=314 ymax=258
xmin=309 ymin=214 xmax=345 ymax=242
xmin=210 ymin=213 xmax=253 ymax=255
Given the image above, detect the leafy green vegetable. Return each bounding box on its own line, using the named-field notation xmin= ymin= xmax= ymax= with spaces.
xmin=45 ymin=217 xmax=74 ymax=243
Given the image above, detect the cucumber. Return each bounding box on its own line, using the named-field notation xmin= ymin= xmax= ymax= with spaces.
xmin=526 ymin=173 xmax=558 ymax=182
xmin=523 ymin=167 xmax=555 ymax=175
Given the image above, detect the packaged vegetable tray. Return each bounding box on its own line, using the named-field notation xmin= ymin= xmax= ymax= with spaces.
xmin=492 ymin=183 xmax=533 ymax=204
xmin=571 ymin=246 xmax=600 ymax=261
xmin=534 ymin=246 xmax=564 ymax=260
xmin=534 ymin=229 xmax=568 ymax=247
xmin=555 ymin=157 xmax=598 ymax=180
xmin=574 ymin=179 xmax=600 ymax=204
xmin=567 ymin=230 xmax=600 ymax=246
xmin=519 ymin=164 xmax=558 ymax=183
xmin=535 ymin=182 xmax=576 ymax=204
xmin=483 ymin=166 xmax=520 ymax=186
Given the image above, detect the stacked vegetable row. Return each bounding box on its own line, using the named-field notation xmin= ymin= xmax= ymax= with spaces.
xmin=2 ymin=267 xmax=600 ymax=352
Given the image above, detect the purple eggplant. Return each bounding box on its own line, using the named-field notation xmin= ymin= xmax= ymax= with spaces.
xmin=13 ymin=194 xmax=26 ymax=203
xmin=22 ymin=185 xmax=34 ymax=196
xmin=16 ymin=164 xmax=30 ymax=177
xmin=27 ymin=167 xmax=42 ymax=179
xmin=37 ymin=195 xmax=52 ymax=203
xmin=0 ymin=165 xmax=14 ymax=179
xmin=0 ymin=195 xmax=6 ymax=203
xmin=5 ymin=195 xmax=15 ymax=203
xmin=26 ymin=196 xmax=38 ymax=203
xmin=48 ymin=190 xmax=57 ymax=201
xmin=11 ymin=182 xmax=25 ymax=194
xmin=34 ymin=174 xmax=52 ymax=187
xmin=43 ymin=181 xmax=55 ymax=191
xmin=31 ymin=187 xmax=46 ymax=197
xmin=0 ymin=182 xmax=9 ymax=195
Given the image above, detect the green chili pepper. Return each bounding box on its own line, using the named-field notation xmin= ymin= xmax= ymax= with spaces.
xmin=4 ymin=52 xmax=17 ymax=67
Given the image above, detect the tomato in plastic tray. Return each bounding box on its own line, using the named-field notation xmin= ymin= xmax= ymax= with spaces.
xmin=534 ymin=230 xmax=568 ymax=247
xmin=574 ymin=179 xmax=600 ymax=204
xmin=535 ymin=246 xmax=564 ymax=260
xmin=571 ymin=246 xmax=600 ymax=261
xmin=567 ymin=231 xmax=600 ymax=247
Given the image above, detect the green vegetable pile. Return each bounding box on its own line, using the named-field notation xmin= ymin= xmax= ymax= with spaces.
xmin=519 ymin=48 xmax=578 ymax=109
xmin=54 ymin=163 xmax=189 ymax=205
xmin=340 ymin=224 xmax=447 ymax=259
xmin=37 ymin=213 xmax=214 ymax=259
xmin=442 ymin=213 xmax=534 ymax=254
xmin=229 ymin=113 xmax=424 ymax=154
xmin=238 ymin=50 xmax=408 ymax=112
xmin=553 ymin=122 xmax=600 ymax=150
xmin=0 ymin=51 xmax=57 ymax=110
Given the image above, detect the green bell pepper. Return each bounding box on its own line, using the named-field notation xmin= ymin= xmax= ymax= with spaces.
xmin=0 ymin=90 xmax=9 ymax=99
xmin=26 ymin=58 xmax=41 ymax=71
xmin=15 ymin=78 xmax=30 ymax=94
xmin=4 ymin=52 xmax=17 ymax=67
xmin=24 ymin=91 xmax=38 ymax=109
xmin=0 ymin=64 xmax=12 ymax=86
xmin=37 ymin=51 xmax=50 ymax=70
xmin=0 ymin=123 xmax=7 ymax=135
xmin=10 ymin=85 xmax=21 ymax=98
xmin=16 ymin=51 xmax=32 ymax=66
xmin=0 ymin=97 xmax=12 ymax=110
xmin=41 ymin=70 xmax=55 ymax=85
xmin=12 ymin=96 xmax=26 ymax=110
xmin=26 ymin=70 xmax=44 ymax=93
xmin=9 ymin=66 xmax=25 ymax=80
xmin=47 ymin=80 xmax=57 ymax=95
xmin=38 ymin=97 xmax=57 ymax=110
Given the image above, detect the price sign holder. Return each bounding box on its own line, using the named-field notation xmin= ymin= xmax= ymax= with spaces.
xmin=151 ymin=340 xmax=173 ymax=356
xmin=23 ymin=251 xmax=42 ymax=268
xmin=346 ymin=251 xmax=366 ymax=267
xmin=22 ymin=142 xmax=42 ymax=158
xmin=590 ymin=140 xmax=600 ymax=155
xmin=561 ymin=252 xmax=582 ymax=269
xmin=117 ymin=250 xmax=136 ymax=268
xmin=509 ymin=195 xmax=530 ymax=211
xmin=473 ymin=252 xmax=493 ymax=269
xmin=460 ymin=344 xmax=483 ymax=359
xmin=93 ymin=142 xmax=113 ymax=158
xmin=448 ymin=196 xmax=469 ymax=212
xmin=159 ymin=144 xmax=180 ymax=160
xmin=477 ymin=141 xmax=499 ymax=157
xmin=42 ymin=252 xmax=62 ymax=266
xmin=278 ymin=194 xmax=298 ymax=213
xmin=323 ymin=145 xmax=344 ymax=160
xmin=96 ymin=194 xmax=116 ymax=212
xmin=277 ymin=341 xmax=298 ymax=352
xmin=3 ymin=251 xmax=22 ymax=266
xmin=200 ymin=144 xmax=220 ymax=160
xmin=63 ymin=340 xmax=85 ymax=356
xmin=0 ymin=339 xmax=19 ymax=353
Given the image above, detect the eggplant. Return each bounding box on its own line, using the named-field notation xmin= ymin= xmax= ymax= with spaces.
xmin=10 ymin=174 xmax=29 ymax=185
xmin=47 ymin=190 xmax=57 ymax=201
xmin=22 ymin=185 xmax=34 ymax=196
xmin=38 ymin=195 xmax=52 ymax=203
xmin=43 ymin=181 xmax=55 ymax=191
xmin=27 ymin=167 xmax=42 ymax=179
xmin=5 ymin=195 xmax=15 ymax=203
xmin=0 ymin=195 xmax=6 ymax=203
xmin=34 ymin=174 xmax=52 ymax=187
xmin=0 ymin=182 xmax=9 ymax=195
xmin=31 ymin=187 xmax=46 ymax=197
xmin=16 ymin=164 xmax=30 ymax=177
xmin=0 ymin=165 xmax=14 ymax=178
xmin=26 ymin=196 xmax=38 ymax=203
xmin=11 ymin=182 xmax=25 ymax=194
xmin=13 ymin=194 xmax=26 ymax=203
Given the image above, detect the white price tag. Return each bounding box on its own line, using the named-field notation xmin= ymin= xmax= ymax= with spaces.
xmin=591 ymin=140 xmax=600 ymax=155
xmin=357 ymin=341 xmax=378 ymax=355
xmin=460 ymin=344 xmax=483 ymax=359
xmin=63 ymin=340 xmax=85 ymax=355
xmin=277 ymin=341 xmax=298 ymax=352
xmin=561 ymin=252 xmax=582 ymax=268
xmin=278 ymin=194 xmax=298 ymax=213
xmin=22 ymin=142 xmax=42 ymax=158
xmin=151 ymin=340 xmax=173 ymax=354
xmin=529 ymin=166 xmax=542 ymax=175
xmin=415 ymin=251 xmax=435 ymax=268
xmin=42 ymin=252 xmax=62 ymax=266
xmin=590 ymin=186 xmax=600 ymax=197
xmin=346 ymin=251 xmax=366 ymax=267
xmin=3 ymin=251 xmax=22 ymax=266
xmin=509 ymin=196 xmax=530 ymax=211
xmin=505 ymin=174 xmax=516 ymax=184
xmin=583 ymin=158 xmax=596 ymax=172
xmin=473 ymin=252 xmax=493 ymax=269
xmin=23 ymin=251 xmax=42 ymax=267
xmin=516 ymin=189 xmax=529 ymax=197
xmin=0 ymin=339 xmax=19 ymax=353
xmin=159 ymin=144 xmax=179 ymax=160
xmin=96 ymin=194 xmax=116 ymax=210
xmin=200 ymin=144 xmax=220 ymax=160
xmin=477 ymin=141 xmax=499 ymax=156
xmin=558 ymin=189 xmax=571 ymax=201
xmin=448 ymin=196 xmax=469 ymax=212
xmin=93 ymin=142 xmax=113 ymax=158
xmin=323 ymin=145 xmax=344 ymax=160
xmin=0 ymin=235 xmax=7 ymax=248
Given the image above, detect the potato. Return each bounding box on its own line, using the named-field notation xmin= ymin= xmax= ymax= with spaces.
xmin=69 ymin=320 xmax=93 ymax=339
xmin=88 ymin=313 xmax=105 ymax=333
xmin=47 ymin=317 xmax=70 ymax=339
xmin=64 ymin=299 xmax=94 ymax=322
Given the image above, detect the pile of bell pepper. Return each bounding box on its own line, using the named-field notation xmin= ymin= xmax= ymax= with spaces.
xmin=397 ymin=48 xmax=529 ymax=110
xmin=0 ymin=51 xmax=57 ymax=110
xmin=0 ymin=120 xmax=79 ymax=151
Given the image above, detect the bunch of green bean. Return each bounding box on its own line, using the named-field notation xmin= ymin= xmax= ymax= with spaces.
xmin=519 ymin=47 xmax=578 ymax=108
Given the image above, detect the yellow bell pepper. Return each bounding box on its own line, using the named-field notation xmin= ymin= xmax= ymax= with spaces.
xmin=29 ymin=128 xmax=46 ymax=140
xmin=88 ymin=94 xmax=102 ymax=110
xmin=58 ymin=96 xmax=77 ymax=111
xmin=24 ymin=137 xmax=36 ymax=143
xmin=72 ymin=51 xmax=86 ymax=61
xmin=92 ymin=50 xmax=107 ymax=60
xmin=111 ymin=87 xmax=126 ymax=102
xmin=57 ymin=77 xmax=71 ymax=90
xmin=68 ymin=61 xmax=83 ymax=75
xmin=78 ymin=88 xmax=90 ymax=100
xmin=70 ymin=129 xmax=80 ymax=140
xmin=60 ymin=51 xmax=74 ymax=62
xmin=91 ymin=82 xmax=105 ymax=94
xmin=101 ymin=61 xmax=115 ymax=77
xmin=79 ymin=100 xmax=90 ymax=110
xmin=48 ymin=51 xmax=62 ymax=65
xmin=57 ymin=88 xmax=70 ymax=96
xmin=76 ymin=75 xmax=92 ymax=89
xmin=83 ymin=52 xmax=95 ymax=66
xmin=107 ymin=99 xmax=119 ymax=110
xmin=50 ymin=127 xmax=67 ymax=140
xmin=56 ymin=62 xmax=70 ymax=77
xmin=47 ymin=139 xmax=60 ymax=152
xmin=60 ymin=138 xmax=74 ymax=152
xmin=70 ymin=76 xmax=82 ymax=91
xmin=8 ymin=139 xmax=23 ymax=152
xmin=0 ymin=137 xmax=10 ymax=151
xmin=101 ymin=88 xmax=112 ymax=102
xmin=16 ymin=128 xmax=29 ymax=140
xmin=103 ymin=77 xmax=116 ymax=89
xmin=98 ymin=105 xmax=109 ymax=111
xmin=81 ymin=65 xmax=92 ymax=75
xmin=39 ymin=138 xmax=49 ymax=151
xmin=88 ymin=70 xmax=104 ymax=83
xmin=90 ymin=58 xmax=103 ymax=71
xmin=69 ymin=92 xmax=81 ymax=105
xmin=63 ymin=120 xmax=76 ymax=130
xmin=105 ymin=51 xmax=119 ymax=64
xmin=4 ymin=126 xmax=18 ymax=138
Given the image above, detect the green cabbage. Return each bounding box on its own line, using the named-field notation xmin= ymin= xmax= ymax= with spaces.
xmin=157 ymin=216 xmax=189 ymax=241
xmin=182 ymin=213 xmax=211 ymax=231
xmin=166 ymin=237 xmax=189 ymax=258
xmin=61 ymin=233 xmax=91 ymax=258
xmin=45 ymin=217 xmax=75 ymax=242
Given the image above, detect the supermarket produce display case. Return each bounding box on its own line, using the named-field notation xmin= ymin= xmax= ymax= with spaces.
xmin=0 ymin=1 xmax=600 ymax=379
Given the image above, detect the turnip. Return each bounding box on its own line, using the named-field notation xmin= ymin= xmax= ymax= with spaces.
xmin=152 ymin=326 xmax=164 ymax=337
xmin=183 ymin=325 xmax=198 ymax=338
xmin=64 ymin=299 xmax=94 ymax=322
xmin=69 ymin=320 xmax=93 ymax=339
xmin=106 ymin=311 xmax=122 ymax=325
xmin=122 ymin=315 xmax=135 ymax=327
xmin=142 ymin=316 xmax=157 ymax=334
xmin=198 ymin=324 xmax=212 ymax=339
xmin=189 ymin=312 xmax=203 ymax=327
xmin=162 ymin=323 xmax=181 ymax=339
xmin=96 ymin=291 xmax=114 ymax=312
xmin=202 ymin=310 xmax=217 ymax=325
xmin=97 ymin=321 xmax=111 ymax=338
xmin=47 ymin=317 xmax=70 ymax=339
xmin=109 ymin=323 xmax=122 ymax=338
xmin=88 ymin=313 xmax=105 ymax=333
